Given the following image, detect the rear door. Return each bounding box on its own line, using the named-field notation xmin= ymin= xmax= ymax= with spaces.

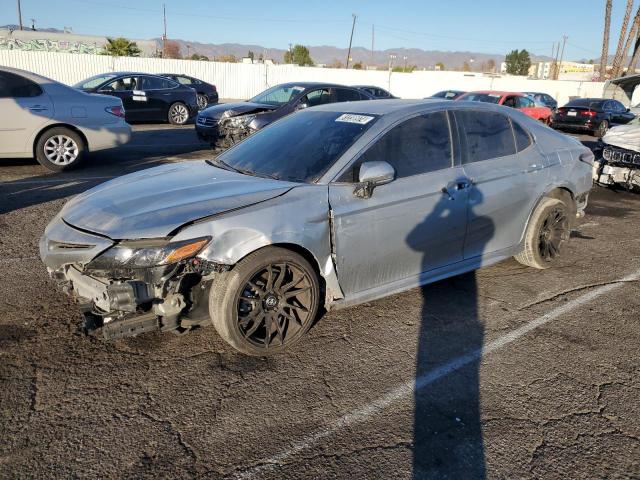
xmin=329 ymin=111 xmax=470 ymax=296
xmin=454 ymin=109 xmax=544 ymax=258
xmin=0 ymin=71 xmax=53 ymax=156
xmin=138 ymin=76 xmax=178 ymax=121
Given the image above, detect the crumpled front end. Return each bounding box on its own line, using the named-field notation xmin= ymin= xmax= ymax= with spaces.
xmin=593 ymin=142 xmax=640 ymax=192
xmin=40 ymin=215 xmax=221 ymax=340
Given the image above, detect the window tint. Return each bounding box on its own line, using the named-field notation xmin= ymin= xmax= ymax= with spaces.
xmin=350 ymin=112 xmax=452 ymax=180
xmin=455 ymin=110 xmax=516 ymax=163
xmin=304 ymin=89 xmax=332 ymax=107
xmin=503 ymin=96 xmax=518 ymax=108
xmin=0 ymin=72 xmax=42 ymax=98
xmin=512 ymin=121 xmax=532 ymax=152
xmin=336 ymin=88 xmax=362 ymax=102
xmin=217 ymin=110 xmax=377 ymax=183
xmin=612 ymin=100 xmax=626 ymax=112
xmin=139 ymin=76 xmax=175 ymax=90
xmin=105 ymin=76 xmax=138 ymax=91
xmin=516 ymin=96 xmax=534 ymax=108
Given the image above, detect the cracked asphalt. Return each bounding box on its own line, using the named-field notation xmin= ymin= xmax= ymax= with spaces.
xmin=1 ymin=125 xmax=639 ymax=479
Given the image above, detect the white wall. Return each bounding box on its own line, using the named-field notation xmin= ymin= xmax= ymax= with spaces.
xmin=0 ymin=50 xmax=604 ymax=105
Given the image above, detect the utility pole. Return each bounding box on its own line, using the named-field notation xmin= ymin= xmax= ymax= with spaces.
xmin=370 ymin=25 xmax=374 ymax=68
xmin=388 ymin=53 xmax=396 ymax=89
xmin=551 ymin=40 xmax=560 ymax=80
xmin=548 ymin=42 xmax=555 ymax=80
xmin=16 ymin=0 xmax=23 ymax=30
xmin=346 ymin=13 xmax=357 ymax=68
xmin=162 ymin=3 xmax=167 ymax=58
xmin=403 ymin=55 xmax=408 ymax=72
xmin=557 ymin=35 xmax=568 ymax=80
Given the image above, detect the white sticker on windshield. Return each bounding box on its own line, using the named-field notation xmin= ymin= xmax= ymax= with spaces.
xmin=292 ymin=86 xmax=305 ymax=92
xmin=489 ymin=94 xmax=501 ymax=97
xmin=335 ymin=114 xmax=375 ymax=125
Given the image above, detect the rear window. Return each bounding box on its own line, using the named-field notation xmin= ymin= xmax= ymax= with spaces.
xmin=454 ymin=110 xmax=516 ymax=162
xmin=565 ymin=99 xmax=604 ymax=109
xmin=460 ymin=93 xmax=502 ymax=104
xmin=74 ymin=74 xmax=117 ymax=90
xmin=216 ymin=111 xmax=377 ymax=183
xmin=0 ymin=71 xmax=42 ymax=98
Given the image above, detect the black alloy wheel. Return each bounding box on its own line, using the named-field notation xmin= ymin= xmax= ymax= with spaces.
xmin=537 ymin=206 xmax=568 ymax=262
xmin=236 ymin=262 xmax=315 ymax=349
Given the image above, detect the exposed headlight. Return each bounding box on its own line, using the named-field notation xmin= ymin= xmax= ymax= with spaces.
xmin=225 ymin=114 xmax=256 ymax=128
xmin=86 ymin=237 xmax=210 ymax=270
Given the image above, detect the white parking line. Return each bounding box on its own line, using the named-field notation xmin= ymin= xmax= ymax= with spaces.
xmin=234 ymin=268 xmax=640 ymax=479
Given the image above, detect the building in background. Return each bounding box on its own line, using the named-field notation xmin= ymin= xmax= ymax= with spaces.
xmin=0 ymin=28 xmax=156 ymax=56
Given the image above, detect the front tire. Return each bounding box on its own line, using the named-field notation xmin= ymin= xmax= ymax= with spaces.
xmin=515 ymin=197 xmax=570 ymax=269
xmin=35 ymin=127 xmax=85 ymax=172
xmin=209 ymin=247 xmax=320 ymax=356
xmin=168 ymin=102 xmax=190 ymax=125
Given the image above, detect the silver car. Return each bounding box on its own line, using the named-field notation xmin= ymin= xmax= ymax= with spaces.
xmin=40 ymin=100 xmax=593 ymax=355
xmin=0 ymin=67 xmax=131 ymax=171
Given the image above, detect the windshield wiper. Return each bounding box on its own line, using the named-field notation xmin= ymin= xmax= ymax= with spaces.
xmin=206 ymin=158 xmax=279 ymax=180
xmin=206 ymin=157 xmax=241 ymax=173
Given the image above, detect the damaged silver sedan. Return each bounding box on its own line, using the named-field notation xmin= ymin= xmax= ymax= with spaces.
xmin=41 ymin=100 xmax=593 ymax=355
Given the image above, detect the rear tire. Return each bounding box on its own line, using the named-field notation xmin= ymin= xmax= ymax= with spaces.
xmin=35 ymin=127 xmax=85 ymax=172
xmin=515 ymin=197 xmax=570 ymax=269
xmin=168 ymin=102 xmax=190 ymax=125
xmin=595 ymin=120 xmax=609 ymax=138
xmin=209 ymin=247 xmax=320 ymax=356
xmin=196 ymin=94 xmax=208 ymax=110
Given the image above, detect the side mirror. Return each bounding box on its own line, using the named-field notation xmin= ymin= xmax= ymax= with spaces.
xmin=354 ymin=161 xmax=395 ymax=199
xmin=627 ymin=108 xmax=631 ymax=112
xmin=296 ymin=102 xmax=309 ymax=111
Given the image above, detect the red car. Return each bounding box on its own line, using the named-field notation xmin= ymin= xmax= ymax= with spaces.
xmin=457 ymin=91 xmax=553 ymax=124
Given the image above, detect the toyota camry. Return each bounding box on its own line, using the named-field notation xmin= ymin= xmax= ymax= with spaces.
xmin=40 ymin=100 xmax=593 ymax=355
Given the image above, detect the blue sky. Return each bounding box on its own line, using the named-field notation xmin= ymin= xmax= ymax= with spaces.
xmin=2 ymin=0 xmax=636 ymax=60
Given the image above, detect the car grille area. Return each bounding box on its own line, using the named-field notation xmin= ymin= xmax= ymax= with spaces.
xmin=603 ymin=146 xmax=640 ymax=166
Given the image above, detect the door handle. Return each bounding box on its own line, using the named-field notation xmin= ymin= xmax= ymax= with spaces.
xmin=455 ymin=179 xmax=474 ymax=190
xmin=29 ymin=105 xmax=49 ymax=112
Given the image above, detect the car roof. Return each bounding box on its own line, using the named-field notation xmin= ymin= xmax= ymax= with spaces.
xmin=277 ymin=81 xmax=359 ymax=89
xmin=465 ymin=90 xmax=523 ymax=97
xmin=0 ymin=65 xmax=55 ymax=84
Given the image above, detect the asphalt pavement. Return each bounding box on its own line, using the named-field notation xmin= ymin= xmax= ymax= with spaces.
xmin=1 ymin=125 xmax=638 ymax=479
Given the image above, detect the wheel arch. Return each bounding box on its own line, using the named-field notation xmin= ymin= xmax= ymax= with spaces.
xmin=33 ymin=123 xmax=89 ymax=156
xmin=519 ymin=185 xmax=577 ymax=247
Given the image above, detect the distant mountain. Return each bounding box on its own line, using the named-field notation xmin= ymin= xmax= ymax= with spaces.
xmin=159 ymin=38 xmax=553 ymax=70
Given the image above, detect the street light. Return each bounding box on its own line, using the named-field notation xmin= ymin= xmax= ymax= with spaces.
xmin=403 ymin=55 xmax=408 ymax=73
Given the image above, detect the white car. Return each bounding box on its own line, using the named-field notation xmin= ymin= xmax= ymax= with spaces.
xmin=0 ymin=66 xmax=131 ymax=171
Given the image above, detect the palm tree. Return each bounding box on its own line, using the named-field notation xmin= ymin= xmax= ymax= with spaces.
xmin=611 ymin=0 xmax=634 ymax=77
xmin=619 ymin=7 xmax=640 ymax=76
xmin=103 ymin=37 xmax=142 ymax=57
xmin=600 ymin=0 xmax=612 ymax=80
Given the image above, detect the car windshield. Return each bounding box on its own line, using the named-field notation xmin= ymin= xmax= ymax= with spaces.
xmin=74 ymin=74 xmax=118 ymax=90
xmin=461 ymin=93 xmax=502 ymax=104
xmin=248 ymin=85 xmax=306 ymax=106
xmin=213 ymin=110 xmax=378 ymax=183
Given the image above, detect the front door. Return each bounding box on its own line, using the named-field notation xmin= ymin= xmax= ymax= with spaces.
xmin=99 ymin=76 xmax=141 ymax=121
xmin=329 ymin=111 xmax=470 ymax=296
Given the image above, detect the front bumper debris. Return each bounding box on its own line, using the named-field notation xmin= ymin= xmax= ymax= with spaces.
xmin=593 ymin=144 xmax=640 ymax=191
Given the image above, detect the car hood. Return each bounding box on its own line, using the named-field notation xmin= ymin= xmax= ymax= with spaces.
xmin=61 ymin=161 xmax=296 ymax=239
xmin=603 ymin=123 xmax=640 ymax=152
xmin=199 ymin=102 xmax=278 ymax=120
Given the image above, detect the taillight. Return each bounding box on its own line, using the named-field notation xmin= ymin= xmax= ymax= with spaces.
xmin=105 ymin=105 xmax=125 ymax=118
xmin=557 ymin=108 xmax=566 ymax=114
xmin=582 ymin=110 xmax=596 ymax=117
